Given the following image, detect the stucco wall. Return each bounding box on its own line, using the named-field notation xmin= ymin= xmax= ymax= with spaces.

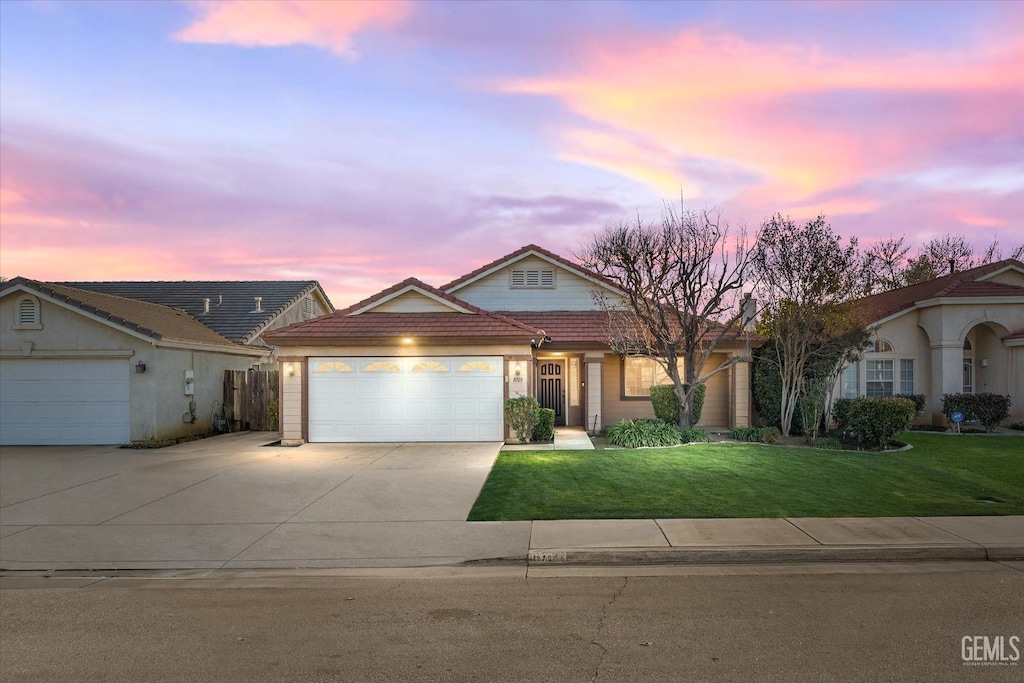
xmin=1 ymin=292 xmax=259 ymax=442
xmin=834 ymin=300 xmax=1024 ymax=425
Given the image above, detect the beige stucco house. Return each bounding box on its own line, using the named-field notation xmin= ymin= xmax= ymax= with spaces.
xmin=264 ymin=245 xmax=756 ymax=443
xmin=835 ymin=258 xmax=1024 ymax=426
xmin=0 ymin=278 xmax=332 ymax=445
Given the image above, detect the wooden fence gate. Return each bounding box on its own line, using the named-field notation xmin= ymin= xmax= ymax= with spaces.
xmin=223 ymin=370 xmax=279 ymax=432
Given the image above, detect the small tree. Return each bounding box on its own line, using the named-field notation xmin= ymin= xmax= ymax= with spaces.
xmin=578 ymin=201 xmax=756 ymax=430
xmin=752 ymin=214 xmax=870 ymax=437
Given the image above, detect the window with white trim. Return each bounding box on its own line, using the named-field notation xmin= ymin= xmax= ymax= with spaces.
xmin=510 ymin=269 xmax=555 ymax=288
xmin=840 ymin=363 xmax=859 ymax=399
xmin=865 ymin=360 xmax=894 ymax=397
xmin=899 ymin=359 xmax=915 ymax=395
xmin=14 ymin=295 xmax=41 ymax=329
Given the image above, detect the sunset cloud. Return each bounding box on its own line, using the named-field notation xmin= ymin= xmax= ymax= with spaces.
xmin=175 ymin=0 xmax=415 ymax=57
xmin=498 ymin=27 xmax=1024 ymax=204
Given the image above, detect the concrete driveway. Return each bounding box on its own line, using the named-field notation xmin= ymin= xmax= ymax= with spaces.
xmin=0 ymin=433 xmax=530 ymax=570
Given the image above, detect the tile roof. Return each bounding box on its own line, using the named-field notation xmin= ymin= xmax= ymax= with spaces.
xmin=58 ymin=280 xmax=331 ymax=343
xmin=859 ymin=258 xmax=1024 ymax=322
xmin=263 ymin=312 xmax=541 ymax=341
xmin=3 ymin=278 xmax=246 ymax=349
xmin=265 ymin=278 xmax=543 ymax=342
xmin=440 ymin=244 xmax=620 ymax=292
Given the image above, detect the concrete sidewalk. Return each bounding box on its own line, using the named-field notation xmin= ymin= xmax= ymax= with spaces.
xmin=527 ymin=516 xmax=1024 ymax=565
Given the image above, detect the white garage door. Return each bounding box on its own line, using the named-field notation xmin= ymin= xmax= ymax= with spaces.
xmin=0 ymin=359 xmax=131 ymax=445
xmin=308 ymin=356 xmax=503 ymax=442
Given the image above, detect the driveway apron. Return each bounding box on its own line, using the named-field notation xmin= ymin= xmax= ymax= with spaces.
xmin=0 ymin=435 xmax=531 ymax=570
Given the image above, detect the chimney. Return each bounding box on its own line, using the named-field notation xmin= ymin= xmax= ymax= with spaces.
xmin=218 ymin=294 xmax=222 ymax=305
xmin=741 ymin=292 xmax=757 ymax=331
xmin=949 ymin=258 xmax=956 ymax=275
xmin=202 ymin=297 xmax=210 ymax=314
xmin=253 ymin=296 xmax=262 ymax=313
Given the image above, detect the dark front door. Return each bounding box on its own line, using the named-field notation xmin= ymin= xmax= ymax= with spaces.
xmin=539 ymin=360 xmax=565 ymax=426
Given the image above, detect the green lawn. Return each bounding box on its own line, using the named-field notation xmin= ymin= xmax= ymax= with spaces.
xmin=467 ymin=433 xmax=1024 ymax=520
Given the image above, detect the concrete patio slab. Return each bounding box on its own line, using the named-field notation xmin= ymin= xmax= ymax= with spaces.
xmin=656 ymin=518 xmax=820 ymax=547
xmin=787 ymin=517 xmax=971 ymax=545
xmin=918 ymin=516 xmax=1024 ymax=545
xmin=227 ymin=521 xmax=531 ymax=567
xmin=531 ymin=519 xmax=668 ymax=549
xmin=0 ymin=524 xmax=276 ymax=569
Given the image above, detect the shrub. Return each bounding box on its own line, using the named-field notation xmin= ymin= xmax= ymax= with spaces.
xmin=810 ymin=436 xmax=843 ymax=450
xmin=680 ymin=428 xmax=710 ymax=443
xmin=941 ymin=393 xmax=976 ymax=422
xmin=532 ymin=408 xmax=555 ymax=443
xmin=848 ymin=396 xmax=916 ymax=449
xmin=831 ymin=398 xmax=853 ymax=430
xmin=266 ymin=398 xmax=279 ymax=431
xmin=942 ymin=393 xmax=1013 ymax=432
xmin=505 ymin=396 xmax=541 ymax=443
xmin=757 ymin=426 xmax=782 ymax=444
xmin=895 ymin=393 xmax=927 ymax=414
xmin=728 ymin=426 xmax=760 ymax=442
xmin=606 ymin=419 xmax=682 ymax=448
xmin=650 ymin=383 xmax=706 ymax=425
xmin=1011 ymin=421 xmax=1024 ymax=432
xmin=972 ymin=394 xmax=1013 ymax=432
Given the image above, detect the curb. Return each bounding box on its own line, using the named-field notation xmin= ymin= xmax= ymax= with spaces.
xmin=526 ymin=544 xmax=1024 ymax=566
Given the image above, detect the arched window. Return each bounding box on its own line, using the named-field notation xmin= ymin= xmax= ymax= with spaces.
xmin=14 ymin=295 xmax=41 ymax=329
xmin=865 ymin=339 xmax=895 ymax=396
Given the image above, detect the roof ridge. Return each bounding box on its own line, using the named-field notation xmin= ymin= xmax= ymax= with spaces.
xmin=439 ymin=243 xmax=621 ymax=292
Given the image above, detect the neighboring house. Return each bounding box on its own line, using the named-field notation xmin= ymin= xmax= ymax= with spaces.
xmin=263 ymin=244 xmax=758 ymax=443
xmin=59 ymin=280 xmax=333 ymax=362
xmin=1 ymin=278 xmax=265 ymax=445
xmin=835 ymin=258 xmax=1024 ymax=426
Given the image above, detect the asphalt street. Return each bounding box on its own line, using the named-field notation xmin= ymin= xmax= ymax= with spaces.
xmin=2 ymin=561 xmax=1022 ymax=682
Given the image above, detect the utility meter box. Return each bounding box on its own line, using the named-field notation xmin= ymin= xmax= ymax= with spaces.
xmin=184 ymin=370 xmax=195 ymax=396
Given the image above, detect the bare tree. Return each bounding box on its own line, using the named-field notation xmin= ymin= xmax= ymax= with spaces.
xmin=577 ymin=202 xmax=756 ymax=429
xmin=752 ymin=215 xmax=870 ymax=437
xmin=865 ymin=235 xmax=911 ymax=292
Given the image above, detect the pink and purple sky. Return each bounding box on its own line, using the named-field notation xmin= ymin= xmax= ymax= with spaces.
xmin=1 ymin=0 xmax=1022 ymax=305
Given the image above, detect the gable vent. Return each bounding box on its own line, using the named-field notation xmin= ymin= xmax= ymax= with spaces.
xmin=511 ymin=269 xmax=555 ymax=288
xmin=18 ymin=297 xmax=39 ymax=325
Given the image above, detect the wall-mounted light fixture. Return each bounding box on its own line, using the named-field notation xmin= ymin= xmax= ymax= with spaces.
xmin=135 ymin=361 xmax=147 ymax=374
xmin=285 ymin=362 xmax=295 ymax=377
xmin=402 ymin=337 xmax=414 ymax=345
xmin=981 ymin=359 xmax=989 ymax=368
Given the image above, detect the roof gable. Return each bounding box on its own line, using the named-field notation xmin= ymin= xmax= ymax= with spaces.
xmin=2 ymin=278 xmax=250 ymax=350
xmin=344 ymin=279 xmax=476 ymax=315
xmin=57 ymin=280 xmax=333 ymax=343
xmin=441 ymin=244 xmax=622 ymax=295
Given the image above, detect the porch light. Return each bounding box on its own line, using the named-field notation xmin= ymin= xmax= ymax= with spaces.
xmin=285 ymin=363 xmax=295 ymax=377
xmin=135 ymin=361 xmax=147 ymax=374
xmin=402 ymin=337 xmax=414 ymax=345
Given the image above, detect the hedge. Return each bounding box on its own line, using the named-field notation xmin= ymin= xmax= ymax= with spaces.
xmin=942 ymin=393 xmax=1013 ymax=433
xmin=606 ymin=419 xmax=682 ymax=448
